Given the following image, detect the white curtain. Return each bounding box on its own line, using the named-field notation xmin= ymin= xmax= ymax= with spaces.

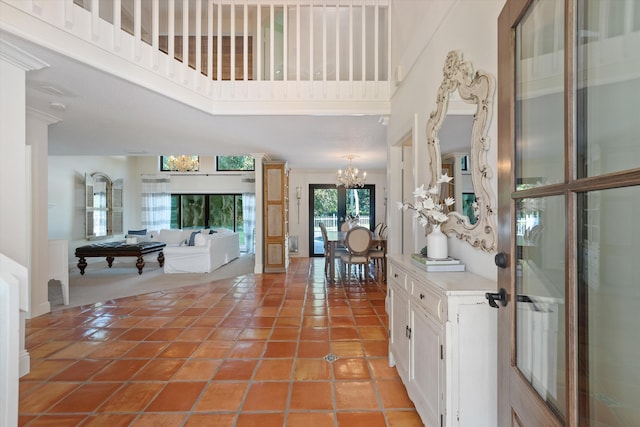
xmin=242 ymin=192 xmax=256 ymax=254
xmin=141 ymin=174 xmax=171 ymax=231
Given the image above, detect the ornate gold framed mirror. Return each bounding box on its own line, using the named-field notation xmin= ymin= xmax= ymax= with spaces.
xmin=426 ymin=50 xmax=497 ymax=252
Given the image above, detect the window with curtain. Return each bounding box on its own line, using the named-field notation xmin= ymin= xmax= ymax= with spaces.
xmin=140 ymin=174 xmax=171 ymax=231
xmin=242 ymin=193 xmax=256 ymax=254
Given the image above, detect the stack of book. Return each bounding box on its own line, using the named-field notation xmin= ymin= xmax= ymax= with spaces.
xmin=410 ymin=253 xmax=465 ymax=272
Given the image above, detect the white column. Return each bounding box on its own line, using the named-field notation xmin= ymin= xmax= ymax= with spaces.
xmin=0 ymin=39 xmax=49 ymax=424
xmin=27 ymin=109 xmax=61 ymax=317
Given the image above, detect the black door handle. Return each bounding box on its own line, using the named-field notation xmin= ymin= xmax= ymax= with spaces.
xmin=485 ymin=288 xmax=508 ymax=308
xmin=495 ymin=252 xmax=508 ymax=268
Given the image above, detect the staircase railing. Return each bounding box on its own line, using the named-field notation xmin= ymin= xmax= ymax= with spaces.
xmin=2 ymin=0 xmax=391 ymax=106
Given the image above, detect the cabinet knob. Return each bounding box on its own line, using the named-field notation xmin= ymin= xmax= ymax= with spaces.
xmin=394 ymin=273 xmax=398 ymax=278
xmin=419 ymin=293 xmax=425 ymax=300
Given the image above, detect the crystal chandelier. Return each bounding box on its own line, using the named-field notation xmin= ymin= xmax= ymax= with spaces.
xmin=166 ymin=155 xmax=199 ymax=172
xmin=336 ymin=155 xmax=366 ymax=188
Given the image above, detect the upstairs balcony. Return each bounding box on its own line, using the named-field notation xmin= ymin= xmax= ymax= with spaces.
xmin=1 ymin=0 xmax=391 ymax=115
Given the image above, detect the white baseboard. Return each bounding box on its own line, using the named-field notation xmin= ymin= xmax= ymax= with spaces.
xmin=29 ymin=300 xmax=51 ymax=318
xmin=254 ymin=263 xmax=263 ymax=274
xmin=19 ymin=349 xmax=30 ymax=377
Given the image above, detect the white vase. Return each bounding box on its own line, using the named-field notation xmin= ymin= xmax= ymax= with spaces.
xmin=426 ymin=224 xmax=448 ymax=260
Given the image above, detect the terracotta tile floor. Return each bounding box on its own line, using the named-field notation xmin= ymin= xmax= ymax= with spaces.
xmin=19 ymin=258 xmax=424 ymax=427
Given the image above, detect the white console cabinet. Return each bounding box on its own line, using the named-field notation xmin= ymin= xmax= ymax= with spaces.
xmin=387 ymin=255 xmax=497 ymax=427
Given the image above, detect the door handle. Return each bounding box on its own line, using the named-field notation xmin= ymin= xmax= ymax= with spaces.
xmin=485 ymin=288 xmax=508 ymax=308
xmin=494 ymin=252 xmax=508 ymax=268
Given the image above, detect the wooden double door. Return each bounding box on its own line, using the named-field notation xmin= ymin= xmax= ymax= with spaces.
xmin=497 ymin=0 xmax=640 ymax=425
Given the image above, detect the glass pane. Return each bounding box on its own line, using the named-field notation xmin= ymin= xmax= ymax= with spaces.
xmin=208 ymin=195 xmax=235 ymax=230
xmin=93 ymin=178 xmax=108 ymax=209
xmin=515 ymin=0 xmax=565 ymax=189
xmin=170 ymin=195 xmax=179 ymax=229
xmin=345 ymin=188 xmax=371 ymax=229
xmin=577 ymin=0 xmax=640 ymax=178
xmin=515 ymin=194 xmax=566 ymax=418
xmin=578 ymin=186 xmax=640 ymax=426
xmin=162 ymin=155 xmax=199 ymax=172
xmin=216 ymin=155 xmax=255 ymax=171
xmin=181 ymin=195 xmax=205 ymax=229
xmin=312 ymin=187 xmax=338 ymax=256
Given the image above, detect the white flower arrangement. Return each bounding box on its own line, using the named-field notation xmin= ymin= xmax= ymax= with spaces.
xmin=397 ymin=173 xmax=455 ymax=228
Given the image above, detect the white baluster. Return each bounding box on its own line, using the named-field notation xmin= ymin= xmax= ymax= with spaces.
xmin=134 ymin=0 xmax=141 ymax=60
xmin=90 ymin=0 xmax=99 ymax=41
xmin=243 ymin=0 xmax=249 ymax=82
xmin=113 ymin=0 xmax=121 ymax=50
xmin=182 ymin=0 xmax=189 ymax=83
xmin=168 ymin=0 xmax=175 ymax=77
xmin=152 ymin=0 xmax=159 ymax=68
xmin=64 ymin=0 xmax=74 ymax=29
xmin=196 ymin=0 xmax=202 ymax=82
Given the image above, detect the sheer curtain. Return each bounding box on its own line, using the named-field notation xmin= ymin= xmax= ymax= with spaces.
xmin=141 ymin=174 xmax=171 ymax=231
xmin=242 ymin=192 xmax=256 ymax=254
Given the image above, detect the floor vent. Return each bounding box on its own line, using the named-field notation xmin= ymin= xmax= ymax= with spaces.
xmin=323 ymin=353 xmax=339 ymax=363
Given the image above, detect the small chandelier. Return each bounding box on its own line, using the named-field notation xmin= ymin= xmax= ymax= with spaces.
xmin=166 ymin=155 xmax=199 ymax=172
xmin=336 ymin=155 xmax=366 ymax=188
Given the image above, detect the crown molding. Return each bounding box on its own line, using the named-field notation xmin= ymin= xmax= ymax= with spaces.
xmin=0 ymin=39 xmax=49 ymax=71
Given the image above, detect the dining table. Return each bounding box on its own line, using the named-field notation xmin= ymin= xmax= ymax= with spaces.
xmin=324 ymin=229 xmax=386 ymax=282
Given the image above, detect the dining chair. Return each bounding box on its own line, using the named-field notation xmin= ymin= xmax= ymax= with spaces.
xmin=369 ymin=223 xmax=387 ymax=282
xmin=319 ymin=222 xmax=346 ymax=277
xmin=340 ymin=226 xmax=373 ymax=283
xmin=373 ymin=222 xmax=383 ymax=238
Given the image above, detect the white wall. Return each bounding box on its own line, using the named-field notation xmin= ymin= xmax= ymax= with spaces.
xmin=388 ymin=0 xmax=505 ymax=281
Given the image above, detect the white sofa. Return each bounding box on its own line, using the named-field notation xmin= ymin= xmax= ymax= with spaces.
xmin=154 ymin=228 xmax=240 ymax=274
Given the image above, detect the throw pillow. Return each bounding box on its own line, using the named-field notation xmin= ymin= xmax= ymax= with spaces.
xmin=127 ymin=229 xmax=147 ymax=235
xmin=188 ymin=231 xmax=201 ymax=246
xmin=194 ymin=233 xmax=207 ymax=247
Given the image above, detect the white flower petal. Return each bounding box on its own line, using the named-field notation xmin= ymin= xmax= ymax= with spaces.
xmin=413 ymin=185 xmax=427 ymax=199
xmin=437 ymin=173 xmax=454 ymax=184
xmin=422 ymin=198 xmax=436 ymax=210
xmin=444 ymin=197 xmax=455 ymax=206
xmin=432 ymin=212 xmax=449 ymax=223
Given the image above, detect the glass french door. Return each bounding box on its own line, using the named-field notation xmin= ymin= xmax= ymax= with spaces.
xmin=308 ymin=184 xmax=375 ymax=256
xmin=498 ymin=0 xmax=640 ymax=426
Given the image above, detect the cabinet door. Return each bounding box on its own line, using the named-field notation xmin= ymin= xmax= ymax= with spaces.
xmin=389 ymin=285 xmax=410 ymax=380
xmin=263 ymin=161 xmax=287 ymax=272
xmin=411 ymin=306 xmax=444 ymax=427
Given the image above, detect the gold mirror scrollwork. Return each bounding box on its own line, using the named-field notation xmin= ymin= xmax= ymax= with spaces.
xmin=427 ymin=50 xmax=497 ymax=252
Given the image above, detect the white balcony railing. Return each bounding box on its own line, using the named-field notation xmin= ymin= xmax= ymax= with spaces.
xmin=2 ymin=0 xmax=391 ymax=107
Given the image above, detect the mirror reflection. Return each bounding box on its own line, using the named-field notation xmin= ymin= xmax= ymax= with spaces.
xmin=439 ymin=114 xmax=476 ymax=224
